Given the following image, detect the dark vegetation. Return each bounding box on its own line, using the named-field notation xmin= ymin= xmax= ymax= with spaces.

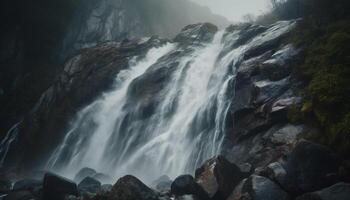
xmin=267 ymin=0 xmax=350 ymax=158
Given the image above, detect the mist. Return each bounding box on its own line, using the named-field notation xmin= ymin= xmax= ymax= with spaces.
xmin=190 ymin=0 xmax=270 ymax=22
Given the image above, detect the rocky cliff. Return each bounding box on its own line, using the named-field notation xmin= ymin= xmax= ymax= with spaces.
xmin=0 ymin=0 xmax=229 ymax=145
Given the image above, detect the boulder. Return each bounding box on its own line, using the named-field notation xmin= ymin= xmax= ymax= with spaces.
xmin=13 ymin=179 xmax=42 ymax=191
xmin=281 ymin=140 xmax=342 ymax=195
xmin=228 ymin=175 xmax=290 ymax=200
xmin=260 ymin=162 xmax=287 ymax=185
xmin=74 ymin=168 xmax=97 ymax=183
xmin=263 ymin=124 xmax=304 ymax=145
xmin=108 ymin=175 xmax=158 ymax=200
xmin=171 ymin=175 xmax=209 ymax=200
xmin=296 ymin=182 xmax=350 ymax=200
xmin=78 ymin=177 xmax=101 ymax=194
xmin=43 ymin=173 xmax=78 ymax=200
xmin=195 ymin=156 xmax=249 ymax=199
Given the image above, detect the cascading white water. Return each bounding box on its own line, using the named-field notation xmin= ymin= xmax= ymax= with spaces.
xmin=46 ymin=21 xmax=296 ymax=184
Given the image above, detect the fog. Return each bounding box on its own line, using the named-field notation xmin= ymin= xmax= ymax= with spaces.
xmin=190 ymin=0 xmax=270 ymax=22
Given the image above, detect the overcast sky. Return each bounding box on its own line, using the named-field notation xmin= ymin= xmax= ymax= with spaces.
xmin=190 ymin=0 xmax=270 ymax=22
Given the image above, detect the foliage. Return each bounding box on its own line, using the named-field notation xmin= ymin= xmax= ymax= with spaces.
xmin=290 ymin=19 xmax=350 ymax=158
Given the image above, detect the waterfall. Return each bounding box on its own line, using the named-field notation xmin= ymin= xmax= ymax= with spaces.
xmin=0 ymin=121 xmax=22 ymax=167
xmin=46 ymin=21 xmax=296 ymax=184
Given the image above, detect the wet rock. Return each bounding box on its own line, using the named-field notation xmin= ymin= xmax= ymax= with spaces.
xmin=270 ymin=97 xmax=302 ymax=122
xmin=260 ymin=44 xmax=299 ymax=81
xmin=3 ymin=190 xmax=34 ymax=200
xmin=281 ymin=140 xmax=342 ymax=195
xmin=244 ymin=20 xmax=296 ymax=60
xmin=263 ymin=124 xmax=304 ymax=145
xmin=260 ymin=162 xmax=287 ymax=185
xmin=296 ymin=182 xmax=350 ymax=200
xmin=43 ymin=173 xmax=78 ymax=200
xmin=108 ymin=175 xmax=158 ymax=200
xmin=13 ymin=179 xmax=41 ymax=191
xmin=171 ymin=175 xmax=209 ymax=200
xmin=195 ymin=156 xmax=249 ymax=199
xmin=232 ymin=108 xmax=272 ymax=142
xmin=174 ymin=23 xmax=218 ymax=46
xmin=228 ymin=175 xmax=290 ymax=200
xmin=78 ymin=177 xmax=101 ymax=194
xmin=252 ymin=78 xmax=290 ymax=105
xmin=74 ymin=168 xmax=97 ymax=183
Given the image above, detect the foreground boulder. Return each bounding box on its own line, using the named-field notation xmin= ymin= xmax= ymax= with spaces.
xmin=195 ymin=156 xmax=249 ymax=199
xmin=281 ymin=140 xmax=342 ymax=195
xmin=296 ymin=182 xmax=350 ymax=200
xmin=108 ymin=175 xmax=158 ymax=200
xmin=74 ymin=168 xmax=97 ymax=183
xmin=171 ymin=175 xmax=210 ymax=200
xmin=43 ymin=173 xmax=78 ymax=200
xmin=228 ymin=175 xmax=290 ymax=200
xmin=78 ymin=177 xmax=101 ymax=194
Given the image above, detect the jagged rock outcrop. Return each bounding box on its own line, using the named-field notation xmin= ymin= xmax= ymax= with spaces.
xmin=107 ymin=175 xmax=158 ymax=200
xmin=195 ymin=156 xmax=249 ymax=199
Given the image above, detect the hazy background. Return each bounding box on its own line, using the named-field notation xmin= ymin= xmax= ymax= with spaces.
xmin=190 ymin=0 xmax=270 ymax=22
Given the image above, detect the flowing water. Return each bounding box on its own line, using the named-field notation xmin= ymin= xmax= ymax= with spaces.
xmin=46 ymin=21 xmax=295 ymax=183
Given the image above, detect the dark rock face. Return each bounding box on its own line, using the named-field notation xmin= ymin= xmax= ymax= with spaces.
xmin=74 ymin=168 xmax=97 ymax=183
xmin=296 ymin=182 xmax=350 ymax=200
xmin=228 ymin=175 xmax=290 ymax=200
xmin=108 ymin=175 xmax=158 ymax=200
xmin=171 ymin=175 xmax=209 ymax=200
xmin=281 ymin=140 xmax=342 ymax=195
xmin=43 ymin=173 xmax=78 ymax=200
xmin=195 ymin=156 xmax=249 ymax=199
xmin=78 ymin=177 xmax=101 ymax=194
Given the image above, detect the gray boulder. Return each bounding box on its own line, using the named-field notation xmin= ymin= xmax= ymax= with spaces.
xmin=227 ymin=175 xmax=290 ymax=200
xmin=171 ymin=175 xmax=209 ymax=200
xmin=195 ymin=156 xmax=249 ymax=199
xmin=281 ymin=140 xmax=342 ymax=195
xmin=43 ymin=173 xmax=78 ymax=200
xmin=108 ymin=175 xmax=158 ymax=200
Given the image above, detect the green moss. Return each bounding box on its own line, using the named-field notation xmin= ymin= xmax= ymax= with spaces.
xmin=291 ymin=19 xmax=350 ymax=158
